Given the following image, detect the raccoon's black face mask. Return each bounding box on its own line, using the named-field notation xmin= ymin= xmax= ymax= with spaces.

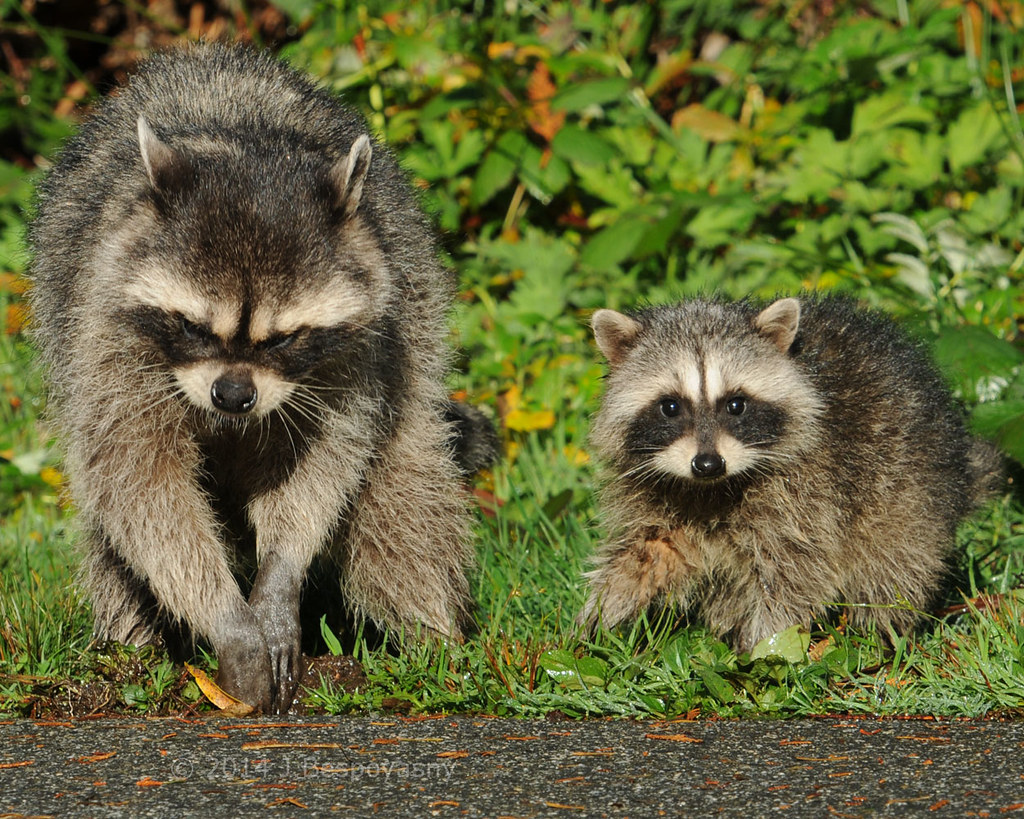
xmin=119 ymin=121 xmax=394 ymax=422
xmin=591 ymin=298 xmax=825 ymax=484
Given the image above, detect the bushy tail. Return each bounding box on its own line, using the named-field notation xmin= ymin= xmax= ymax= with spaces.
xmin=444 ymin=400 xmax=501 ymax=477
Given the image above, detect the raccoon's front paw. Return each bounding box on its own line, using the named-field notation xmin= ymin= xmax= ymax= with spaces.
xmin=579 ymin=531 xmax=699 ymax=633
xmin=249 ymin=597 xmax=302 ymax=713
xmin=577 ymin=577 xmax=641 ymax=634
xmin=258 ymin=616 xmax=303 ymax=714
xmin=215 ymin=636 xmax=275 ymax=712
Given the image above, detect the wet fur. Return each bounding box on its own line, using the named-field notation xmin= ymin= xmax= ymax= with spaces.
xmin=580 ymin=295 xmax=1004 ymax=651
xmin=30 ymin=44 xmax=477 ymax=711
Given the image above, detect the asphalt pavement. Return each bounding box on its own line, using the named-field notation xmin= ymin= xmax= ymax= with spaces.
xmin=2 ymin=714 xmax=1023 ymax=816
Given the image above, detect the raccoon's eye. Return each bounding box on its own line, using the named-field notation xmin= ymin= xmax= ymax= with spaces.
xmin=725 ymin=397 xmax=747 ymax=416
xmin=257 ymin=331 xmax=301 ymax=353
xmin=179 ymin=316 xmax=213 ymax=342
xmin=660 ymin=398 xmax=682 ymax=418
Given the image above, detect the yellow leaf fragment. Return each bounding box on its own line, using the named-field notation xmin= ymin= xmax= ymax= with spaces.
xmin=185 ymin=662 xmax=254 ymax=715
xmin=505 ymin=409 xmax=555 ymax=432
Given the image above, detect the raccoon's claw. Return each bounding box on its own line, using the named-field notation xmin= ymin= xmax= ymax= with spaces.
xmin=267 ymin=638 xmax=302 ymax=714
xmin=248 ymin=552 xmax=304 ymax=713
xmin=248 ymin=613 xmax=302 ymax=713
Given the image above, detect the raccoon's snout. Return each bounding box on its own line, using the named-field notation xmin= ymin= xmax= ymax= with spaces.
xmin=211 ymin=370 xmax=258 ymax=415
xmin=691 ymin=452 xmax=726 ymax=479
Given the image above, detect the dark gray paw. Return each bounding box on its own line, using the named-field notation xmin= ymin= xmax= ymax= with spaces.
xmin=249 ymin=552 xmax=304 ymax=714
xmin=215 ymin=634 xmax=274 ymax=712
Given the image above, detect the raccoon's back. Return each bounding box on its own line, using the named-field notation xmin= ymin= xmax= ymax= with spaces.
xmin=794 ymin=295 xmax=978 ymax=524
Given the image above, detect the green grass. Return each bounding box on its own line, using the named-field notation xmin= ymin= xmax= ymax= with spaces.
xmin=2 ymin=0 xmax=1024 ymax=718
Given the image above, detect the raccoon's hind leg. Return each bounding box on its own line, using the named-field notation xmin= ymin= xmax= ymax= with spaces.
xmin=578 ymin=529 xmax=701 ymax=632
xmin=341 ymin=412 xmax=473 ymax=640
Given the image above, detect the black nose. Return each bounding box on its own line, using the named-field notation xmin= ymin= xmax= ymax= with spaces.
xmin=691 ymin=452 xmax=725 ymax=479
xmin=211 ymin=372 xmax=258 ymax=414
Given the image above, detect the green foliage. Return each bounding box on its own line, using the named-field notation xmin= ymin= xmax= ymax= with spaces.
xmin=279 ymin=0 xmax=1024 ymax=445
xmin=1 ymin=0 xmax=1024 ymax=718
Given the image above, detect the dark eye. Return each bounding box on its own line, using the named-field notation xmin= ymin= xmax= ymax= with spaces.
xmin=180 ymin=316 xmax=213 ymax=342
xmin=660 ymin=398 xmax=681 ymax=418
xmin=726 ymin=396 xmax=746 ymax=416
xmin=259 ymin=332 xmax=298 ymax=352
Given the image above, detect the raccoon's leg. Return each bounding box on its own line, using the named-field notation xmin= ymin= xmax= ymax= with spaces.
xmin=578 ymin=528 xmax=701 ymax=632
xmin=244 ymin=411 xmax=381 ymax=712
xmin=80 ymin=526 xmax=159 ymax=646
xmin=838 ymin=527 xmax=948 ymax=641
xmin=67 ymin=397 xmax=275 ymax=711
xmin=341 ymin=412 xmax=473 ymax=640
xmin=246 ymin=549 xmax=304 ymax=713
xmin=721 ymin=589 xmax=810 ymax=654
xmin=710 ymin=547 xmax=830 ymax=652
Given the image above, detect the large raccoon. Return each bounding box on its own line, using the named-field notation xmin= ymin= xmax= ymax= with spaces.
xmin=579 ymin=295 xmax=1003 ymax=651
xmin=29 ymin=44 xmax=482 ymax=712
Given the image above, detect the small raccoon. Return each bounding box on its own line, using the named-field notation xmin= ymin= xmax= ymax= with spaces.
xmin=579 ymin=295 xmax=1003 ymax=651
xmin=29 ymin=44 xmax=482 ymax=711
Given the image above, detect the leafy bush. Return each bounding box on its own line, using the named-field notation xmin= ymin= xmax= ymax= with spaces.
xmin=278 ymin=0 xmax=1024 ymax=460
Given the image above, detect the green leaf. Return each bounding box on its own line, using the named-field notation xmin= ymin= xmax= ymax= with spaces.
xmin=121 ymin=684 xmax=148 ymax=707
xmin=873 ymin=212 xmax=929 ymax=254
xmin=579 ymin=217 xmax=645 ymax=271
xmin=851 ymin=91 xmax=933 ymax=136
xmin=662 ymin=634 xmax=694 ymax=675
xmin=948 ymin=103 xmax=1007 ymax=174
xmin=471 ymin=148 xmax=517 ymax=208
xmin=320 ymin=616 xmax=343 ymax=656
xmin=574 ymin=656 xmax=610 ymax=687
xmin=552 ymin=77 xmax=630 ymax=112
xmin=518 ymin=145 xmax=571 ymax=203
xmin=685 ymin=201 xmax=756 ymax=248
xmin=698 ymin=667 xmax=735 ymax=704
xmin=933 ymin=326 xmax=1024 ymax=403
xmin=772 ymin=163 xmax=841 ymax=204
xmin=574 ymin=160 xmax=640 ymax=209
xmin=960 ymin=187 xmax=1014 ymax=235
xmin=971 ymin=400 xmax=1024 ymax=463
xmin=878 ymin=130 xmax=946 ymax=190
xmin=539 ymin=650 xmax=607 ymax=690
xmin=749 ymin=625 xmax=810 ymax=663
xmin=551 ymin=125 xmax=618 ymax=166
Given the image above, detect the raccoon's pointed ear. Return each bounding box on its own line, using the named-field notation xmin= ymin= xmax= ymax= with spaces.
xmin=592 ymin=309 xmax=642 ymax=365
xmin=330 ymin=134 xmax=373 ymax=220
xmin=137 ymin=116 xmax=187 ymax=193
xmin=755 ymin=297 xmax=801 ymax=353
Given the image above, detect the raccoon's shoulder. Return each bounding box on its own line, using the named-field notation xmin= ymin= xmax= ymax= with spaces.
xmin=791 ymin=294 xmax=952 ymax=404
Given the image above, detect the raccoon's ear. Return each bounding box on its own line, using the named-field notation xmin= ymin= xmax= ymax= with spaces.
xmin=592 ymin=309 xmax=642 ymax=365
xmin=137 ymin=116 xmax=188 ymax=193
xmin=755 ymin=297 xmax=801 ymax=353
xmin=329 ymin=134 xmax=373 ymax=220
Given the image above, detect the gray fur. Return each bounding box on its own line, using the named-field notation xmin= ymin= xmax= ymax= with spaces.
xmin=580 ymin=295 xmax=1004 ymax=651
xmin=29 ymin=44 xmax=476 ymax=711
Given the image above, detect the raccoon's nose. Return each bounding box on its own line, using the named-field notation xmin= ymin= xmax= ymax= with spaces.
xmin=691 ymin=453 xmax=726 ymax=479
xmin=211 ymin=373 xmax=258 ymax=415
